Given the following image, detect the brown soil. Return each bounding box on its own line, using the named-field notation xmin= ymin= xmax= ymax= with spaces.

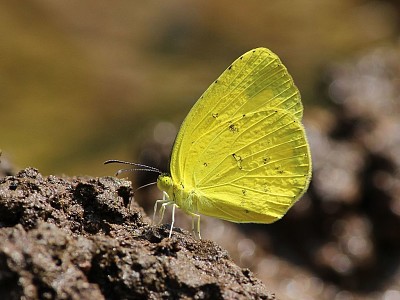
xmin=0 ymin=168 xmax=274 ymax=300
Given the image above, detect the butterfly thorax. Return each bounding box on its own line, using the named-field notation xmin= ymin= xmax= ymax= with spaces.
xmin=157 ymin=173 xmax=200 ymax=214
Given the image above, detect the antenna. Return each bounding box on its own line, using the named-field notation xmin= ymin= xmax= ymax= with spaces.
xmin=104 ymin=159 xmax=162 ymax=176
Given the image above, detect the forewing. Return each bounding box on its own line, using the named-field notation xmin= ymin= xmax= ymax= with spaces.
xmin=170 ymin=48 xmax=304 ymax=184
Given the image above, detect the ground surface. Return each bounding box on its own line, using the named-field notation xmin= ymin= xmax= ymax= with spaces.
xmin=0 ymin=168 xmax=274 ymax=300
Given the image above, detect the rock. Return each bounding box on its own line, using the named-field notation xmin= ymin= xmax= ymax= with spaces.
xmin=0 ymin=168 xmax=274 ymax=300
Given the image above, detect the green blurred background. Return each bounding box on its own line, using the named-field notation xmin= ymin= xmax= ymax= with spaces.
xmin=2 ymin=1 xmax=400 ymax=299
xmin=1 ymin=0 xmax=397 ymax=176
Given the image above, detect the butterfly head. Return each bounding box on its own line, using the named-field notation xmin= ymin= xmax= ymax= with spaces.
xmin=157 ymin=173 xmax=173 ymax=196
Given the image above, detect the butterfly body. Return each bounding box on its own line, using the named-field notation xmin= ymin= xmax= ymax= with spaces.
xmin=157 ymin=174 xmax=201 ymax=215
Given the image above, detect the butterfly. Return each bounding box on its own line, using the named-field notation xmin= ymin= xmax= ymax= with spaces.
xmin=106 ymin=47 xmax=312 ymax=239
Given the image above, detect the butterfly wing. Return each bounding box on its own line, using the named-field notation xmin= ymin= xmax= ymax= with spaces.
xmin=194 ymin=109 xmax=311 ymax=223
xmin=169 ymin=47 xmax=311 ymax=222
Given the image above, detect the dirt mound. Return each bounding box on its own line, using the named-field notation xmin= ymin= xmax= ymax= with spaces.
xmin=0 ymin=168 xmax=274 ymax=300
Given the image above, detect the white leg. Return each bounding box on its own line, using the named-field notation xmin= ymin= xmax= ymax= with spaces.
xmin=153 ymin=192 xmax=180 ymax=238
xmin=191 ymin=215 xmax=195 ymax=236
xmin=153 ymin=199 xmax=170 ymax=225
xmin=189 ymin=212 xmax=201 ymax=239
xmin=153 ymin=192 xmax=170 ymax=223
xmin=159 ymin=200 xmax=173 ymax=225
xmin=196 ymin=214 xmax=201 ymax=239
xmin=168 ymin=204 xmax=176 ymax=238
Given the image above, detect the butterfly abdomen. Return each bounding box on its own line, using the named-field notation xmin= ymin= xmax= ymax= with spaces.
xmin=173 ymin=184 xmax=202 ymax=215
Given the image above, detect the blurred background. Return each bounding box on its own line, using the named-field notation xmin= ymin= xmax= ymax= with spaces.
xmin=1 ymin=0 xmax=400 ymax=299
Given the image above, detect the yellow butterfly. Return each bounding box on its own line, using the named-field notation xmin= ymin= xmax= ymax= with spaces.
xmin=107 ymin=47 xmax=312 ymax=239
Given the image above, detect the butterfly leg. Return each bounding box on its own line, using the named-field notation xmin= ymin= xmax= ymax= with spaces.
xmin=153 ymin=198 xmax=169 ymax=225
xmin=168 ymin=203 xmax=177 ymax=238
xmin=153 ymin=192 xmax=179 ymax=238
xmin=189 ymin=212 xmax=201 ymax=239
xmin=158 ymin=200 xmax=172 ymax=225
xmin=152 ymin=191 xmax=170 ymax=224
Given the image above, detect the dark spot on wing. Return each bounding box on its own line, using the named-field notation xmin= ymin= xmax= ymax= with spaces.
xmin=232 ymin=153 xmax=243 ymax=170
xmin=229 ymin=124 xmax=239 ymax=133
xmin=275 ymin=166 xmax=284 ymax=174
